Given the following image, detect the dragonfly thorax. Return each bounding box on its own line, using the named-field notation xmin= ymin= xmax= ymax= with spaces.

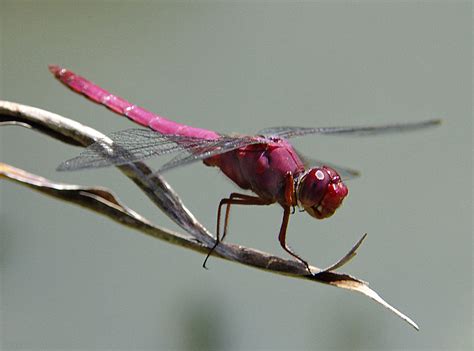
xmin=295 ymin=166 xmax=348 ymax=219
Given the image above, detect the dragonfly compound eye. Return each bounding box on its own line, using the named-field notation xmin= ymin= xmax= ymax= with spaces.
xmin=297 ymin=166 xmax=348 ymax=219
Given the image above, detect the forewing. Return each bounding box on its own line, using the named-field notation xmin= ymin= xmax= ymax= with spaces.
xmin=258 ymin=119 xmax=441 ymax=139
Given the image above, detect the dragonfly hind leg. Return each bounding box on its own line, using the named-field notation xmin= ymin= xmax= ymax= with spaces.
xmin=202 ymin=193 xmax=271 ymax=269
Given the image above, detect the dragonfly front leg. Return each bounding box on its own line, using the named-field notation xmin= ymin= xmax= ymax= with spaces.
xmin=278 ymin=172 xmax=312 ymax=274
xmin=278 ymin=206 xmax=311 ymax=274
xmin=202 ymin=193 xmax=270 ymax=269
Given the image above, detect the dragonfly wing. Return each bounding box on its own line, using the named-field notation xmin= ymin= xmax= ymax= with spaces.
xmin=159 ymin=136 xmax=265 ymax=172
xmin=258 ymin=119 xmax=441 ymax=139
xmin=57 ymin=129 xmax=218 ymax=171
xmin=296 ymin=151 xmax=360 ymax=181
xmin=58 ymin=128 xmax=265 ymax=172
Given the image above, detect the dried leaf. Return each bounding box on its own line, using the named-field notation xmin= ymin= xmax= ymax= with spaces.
xmin=1 ymin=100 xmax=419 ymax=330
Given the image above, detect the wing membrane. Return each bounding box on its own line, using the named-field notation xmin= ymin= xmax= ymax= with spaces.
xmin=259 ymin=119 xmax=441 ymax=139
xmin=159 ymin=136 xmax=263 ymax=172
xmin=57 ymin=129 xmax=263 ymax=171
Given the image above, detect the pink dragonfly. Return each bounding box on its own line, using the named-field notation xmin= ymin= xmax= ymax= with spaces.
xmin=49 ymin=65 xmax=440 ymax=272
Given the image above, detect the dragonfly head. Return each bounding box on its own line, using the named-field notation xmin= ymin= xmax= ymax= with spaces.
xmin=296 ymin=166 xmax=348 ymax=219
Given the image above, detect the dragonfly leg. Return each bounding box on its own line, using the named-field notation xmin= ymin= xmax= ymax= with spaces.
xmin=202 ymin=193 xmax=270 ymax=269
xmin=283 ymin=172 xmax=297 ymax=207
xmin=221 ymin=193 xmax=268 ymax=241
xmin=278 ymin=206 xmax=312 ymax=274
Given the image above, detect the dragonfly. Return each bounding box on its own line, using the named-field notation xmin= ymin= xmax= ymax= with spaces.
xmin=49 ymin=65 xmax=440 ymax=272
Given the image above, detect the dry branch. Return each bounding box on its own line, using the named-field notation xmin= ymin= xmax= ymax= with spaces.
xmin=0 ymin=100 xmax=419 ymax=330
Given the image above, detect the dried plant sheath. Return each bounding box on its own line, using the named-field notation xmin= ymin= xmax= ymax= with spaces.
xmin=0 ymin=100 xmax=419 ymax=330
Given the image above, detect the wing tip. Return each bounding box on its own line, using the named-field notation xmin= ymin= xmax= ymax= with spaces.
xmin=57 ymin=158 xmax=86 ymax=172
xmin=56 ymin=161 xmax=72 ymax=172
xmin=426 ymin=118 xmax=442 ymax=126
xmin=349 ymin=169 xmax=361 ymax=177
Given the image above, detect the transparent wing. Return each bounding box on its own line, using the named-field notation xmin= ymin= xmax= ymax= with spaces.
xmin=57 ymin=129 xmax=263 ymax=171
xmin=258 ymin=119 xmax=441 ymax=139
xmin=160 ymin=136 xmax=264 ymax=172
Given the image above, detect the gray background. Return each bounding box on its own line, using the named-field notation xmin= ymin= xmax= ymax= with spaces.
xmin=1 ymin=1 xmax=471 ymax=350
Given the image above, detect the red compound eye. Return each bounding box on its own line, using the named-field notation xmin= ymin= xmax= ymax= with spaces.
xmin=297 ymin=166 xmax=348 ymax=219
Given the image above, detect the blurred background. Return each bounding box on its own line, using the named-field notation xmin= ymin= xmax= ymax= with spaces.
xmin=0 ymin=1 xmax=471 ymax=350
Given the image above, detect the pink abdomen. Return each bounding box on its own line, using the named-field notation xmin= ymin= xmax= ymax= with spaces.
xmin=48 ymin=65 xmax=219 ymax=140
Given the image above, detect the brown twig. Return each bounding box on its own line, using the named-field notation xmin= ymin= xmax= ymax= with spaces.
xmin=0 ymin=100 xmax=419 ymax=330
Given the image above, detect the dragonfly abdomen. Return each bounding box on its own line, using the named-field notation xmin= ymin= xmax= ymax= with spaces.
xmin=48 ymin=65 xmax=218 ymax=140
